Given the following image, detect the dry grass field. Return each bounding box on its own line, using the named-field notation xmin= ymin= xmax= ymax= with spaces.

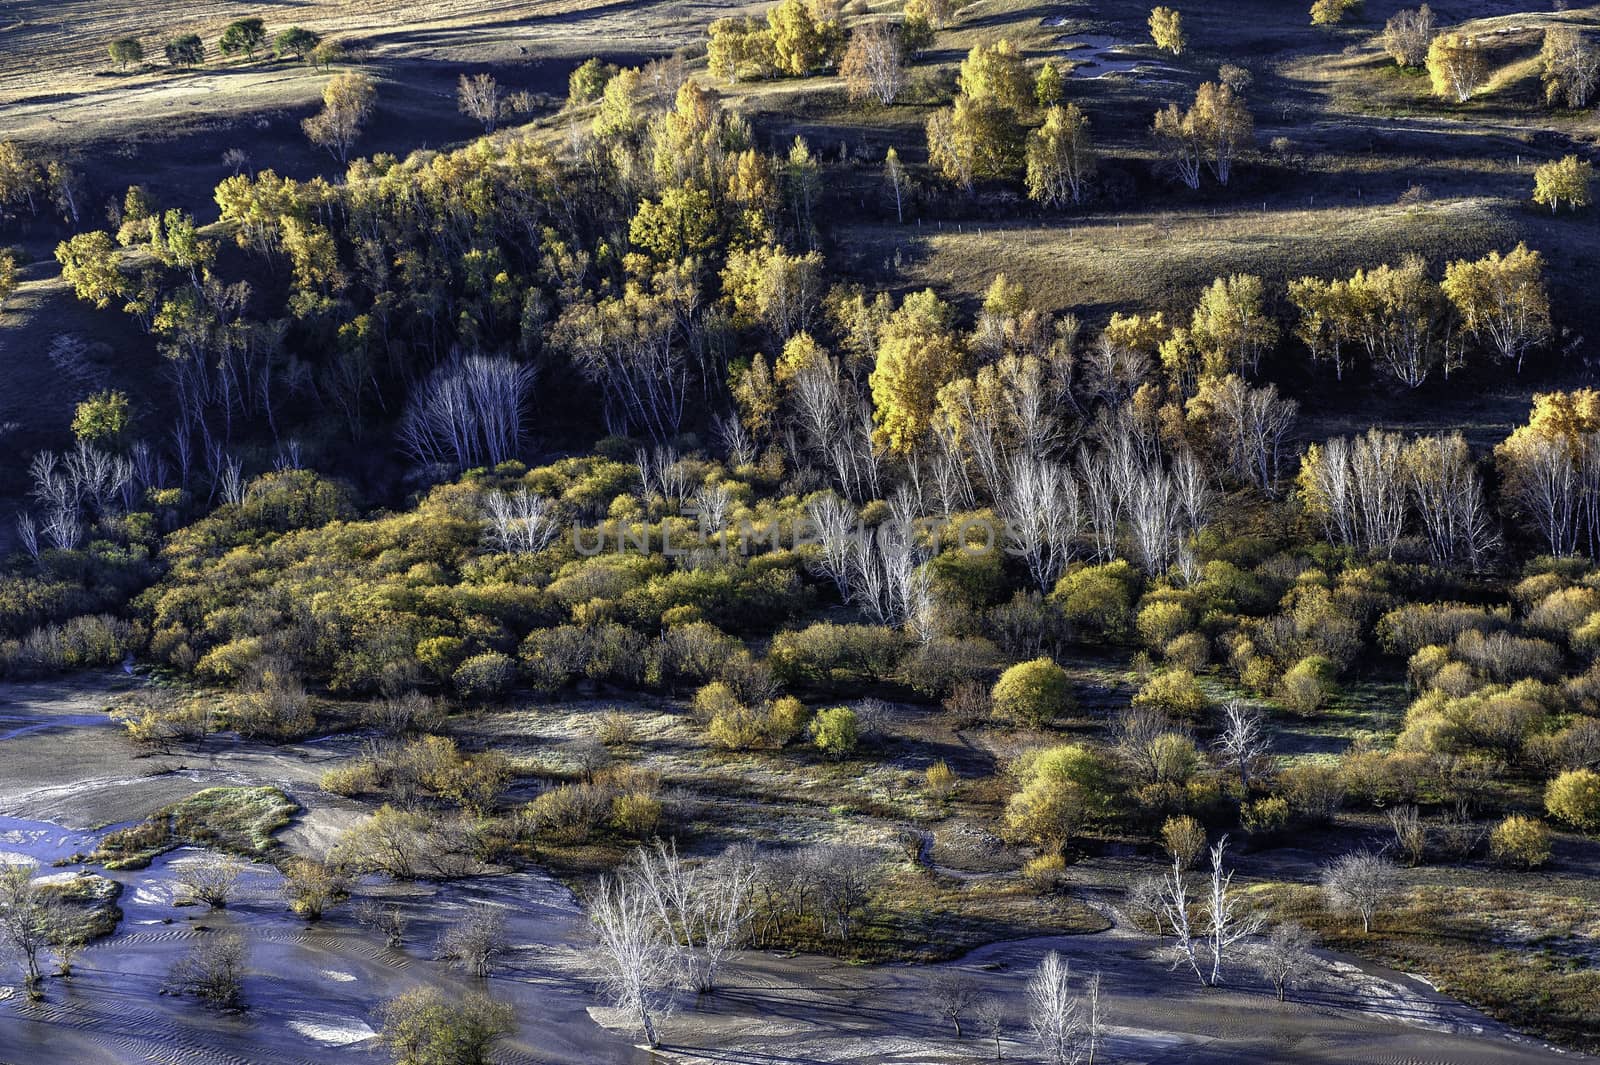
xmin=0 ymin=0 xmax=750 ymax=145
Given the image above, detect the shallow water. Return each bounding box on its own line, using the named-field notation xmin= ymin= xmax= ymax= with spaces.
xmin=1038 ymin=22 xmax=1185 ymax=82
xmin=0 ymin=711 xmax=112 ymax=743
xmin=0 ymin=812 xmax=650 ymax=1065
xmin=0 ymin=677 xmax=1588 ymax=1065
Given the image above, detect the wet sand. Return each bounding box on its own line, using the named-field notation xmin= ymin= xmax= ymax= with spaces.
xmin=0 ymin=675 xmax=1589 ymax=1065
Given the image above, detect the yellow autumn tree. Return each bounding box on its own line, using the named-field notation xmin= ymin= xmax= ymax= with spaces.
xmin=1189 ymin=273 xmax=1278 ymax=377
xmin=301 ymin=71 xmax=376 ymax=163
xmin=957 ymin=39 xmax=1030 ymax=113
xmin=1533 ymin=155 xmax=1593 ymax=214
xmin=768 ymin=0 xmax=842 ymax=76
xmin=925 ymin=94 xmax=1023 ymax=192
xmin=1494 ymin=390 xmax=1600 ymax=556
xmin=1026 ymin=103 xmax=1096 ymax=207
xmin=1441 ymin=243 xmax=1551 ymax=372
xmin=1104 ymin=311 xmax=1171 ymax=355
xmin=870 ymin=289 xmax=966 ymax=453
xmin=1427 ymin=33 xmax=1487 ymax=103
xmin=1149 ymin=6 xmax=1186 ymax=55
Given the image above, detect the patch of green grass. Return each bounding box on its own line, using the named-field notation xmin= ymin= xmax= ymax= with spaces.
xmin=87 ymin=785 xmax=298 ymax=869
xmin=37 ymin=872 xmax=124 ymax=940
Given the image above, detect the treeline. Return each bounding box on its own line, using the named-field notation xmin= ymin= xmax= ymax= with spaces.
xmin=106 ymin=17 xmax=344 ymax=74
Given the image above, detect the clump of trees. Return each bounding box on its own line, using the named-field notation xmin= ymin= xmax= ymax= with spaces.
xmin=586 ymin=841 xmax=771 ymax=1044
xmin=1310 ymin=0 xmax=1361 ymax=27
xmin=840 ymin=20 xmax=906 ymax=106
xmin=1153 ymin=81 xmax=1253 ymax=189
xmin=707 ymin=0 xmax=845 ymax=81
xmin=1027 ymin=103 xmax=1096 ymax=207
xmin=1541 ymin=26 xmax=1599 ymax=109
xmin=1287 ymin=246 xmax=1552 ymax=388
xmin=379 ymin=987 xmax=514 ymax=1065
xmin=1533 ymin=155 xmax=1594 ymax=214
xmin=926 ymin=40 xmax=1031 ymax=193
xmin=1382 ymin=5 xmax=1434 ymax=69
xmin=111 ymin=17 xmax=341 ymax=77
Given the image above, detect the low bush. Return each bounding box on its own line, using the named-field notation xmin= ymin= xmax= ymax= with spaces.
xmin=809 ymin=706 xmax=860 ymax=759
xmin=1489 ymin=815 xmax=1551 ymax=868
xmin=1546 ymin=768 xmax=1600 ymax=832
xmin=991 ymin=657 xmax=1074 ymax=728
xmin=1132 ymin=668 xmax=1208 ymax=720
xmin=768 ymin=623 xmax=904 ymax=691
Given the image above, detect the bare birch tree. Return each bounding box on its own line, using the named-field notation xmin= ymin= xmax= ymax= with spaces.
xmin=458 ymin=73 xmax=504 ymax=133
xmin=399 ymin=355 xmax=535 ymax=471
xmin=1202 ymin=837 xmax=1265 ymax=985
xmin=1214 ymin=700 xmax=1271 ymax=792
xmin=1250 ymin=922 xmax=1319 ymax=1002
xmin=1321 ymin=849 xmax=1399 ymax=934
xmin=1027 ymin=949 xmax=1084 ymax=1065
xmin=483 ymin=487 xmax=560 ymax=554
xmin=588 ymin=873 xmax=681 ymax=1047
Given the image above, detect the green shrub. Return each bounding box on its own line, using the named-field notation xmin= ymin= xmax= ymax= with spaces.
xmin=230 ymin=666 xmax=315 ymax=740
xmin=1160 ymin=814 xmax=1207 ymax=869
xmin=708 ymin=700 xmax=767 ymax=750
xmin=1132 ymin=669 xmax=1208 ymax=720
xmin=1021 ymin=853 xmax=1067 ymax=891
xmin=900 ymin=636 xmax=1002 ymax=698
xmin=1526 ymin=586 xmax=1600 ymax=641
xmin=925 ymin=759 xmax=957 ymax=799
xmin=1489 ymin=814 xmax=1551 ymax=868
xmin=1280 ymin=763 xmax=1345 ymax=824
xmin=596 ymin=710 xmax=637 ymax=747
xmin=1242 ymin=795 xmax=1290 ymax=834
xmin=610 ymin=790 xmax=663 ymax=838
xmin=321 ymin=761 xmax=380 ymax=796
xmin=524 ymin=784 xmax=607 ymax=844
xmin=1453 ymin=630 xmax=1562 ymax=683
xmin=987 ymin=591 xmax=1069 ymax=658
xmin=991 ymin=657 xmax=1074 ymax=728
xmin=768 ymin=623 xmax=904 ymax=691
xmin=1164 ymin=631 xmax=1210 ymax=670
xmin=1137 ymin=600 xmax=1191 ymax=651
xmin=764 ymin=695 xmax=809 ymax=745
xmin=1376 ymin=602 xmax=1501 ymax=657
xmin=809 ymin=706 xmax=860 ymax=759
xmin=1052 ymin=560 xmax=1139 ymax=638
xmin=926 ymin=541 xmax=1008 ymax=610
xmin=1546 ymin=768 xmax=1600 ymax=832
xmin=1278 ymin=654 xmax=1336 ymax=715
xmin=1003 ymin=744 xmax=1109 ymax=851
xmin=416 ymin=636 xmax=466 ymax=681
xmin=452 ymin=652 xmax=516 ymax=700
